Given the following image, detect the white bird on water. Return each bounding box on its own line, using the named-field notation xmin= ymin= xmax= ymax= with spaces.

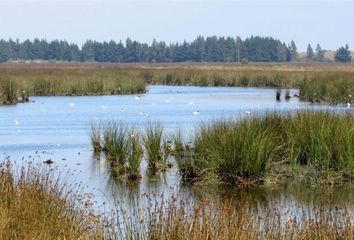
xmin=69 ymin=103 xmax=75 ymax=107
xmin=135 ymin=96 xmax=140 ymax=100
xmin=14 ymin=120 xmax=19 ymax=125
xmin=193 ymin=111 xmax=200 ymax=115
xmin=296 ymin=105 xmax=300 ymax=110
xmin=347 ymin=103 xmax=351 ymax=109
xmin=101 ymin=105 xmax=107 ymax=109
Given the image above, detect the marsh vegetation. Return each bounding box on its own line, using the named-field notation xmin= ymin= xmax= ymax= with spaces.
xmin=0 ymin=63 xmax=353 ymax=104
xmin=91 ymin=111 xmax=354 ymax=186
xmin=2 ymin=160 xmax=353 ymax=240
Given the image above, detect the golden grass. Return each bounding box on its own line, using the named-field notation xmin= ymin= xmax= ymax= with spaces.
xmin=0 ymin=161 xmax=103 ymax=240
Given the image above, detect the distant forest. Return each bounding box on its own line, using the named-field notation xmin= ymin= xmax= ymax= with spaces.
xmin=0 ymin=36 xmax=350 ymax=63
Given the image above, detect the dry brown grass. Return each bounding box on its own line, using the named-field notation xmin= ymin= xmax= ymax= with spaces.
xmin=0 ymin=161 xmax=103 ymax=240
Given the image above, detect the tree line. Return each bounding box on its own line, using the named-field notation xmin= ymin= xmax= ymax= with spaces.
xmin=0 ymin=36 xmax=351 ymax=63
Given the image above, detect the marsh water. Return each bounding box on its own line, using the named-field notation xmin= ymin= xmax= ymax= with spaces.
xmin=1 ymin=85 xmax=354 ymax=222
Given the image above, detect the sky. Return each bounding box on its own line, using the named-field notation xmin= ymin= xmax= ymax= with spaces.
xmin=0 ymin=1 xmax=353 ymax=51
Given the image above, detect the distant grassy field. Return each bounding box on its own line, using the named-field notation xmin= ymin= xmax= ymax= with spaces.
xmin=0 ymin=62 xmax=354 ymax=104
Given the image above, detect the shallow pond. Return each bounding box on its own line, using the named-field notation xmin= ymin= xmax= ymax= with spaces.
xmin=0 ymin=85 xmax=353 ymax=221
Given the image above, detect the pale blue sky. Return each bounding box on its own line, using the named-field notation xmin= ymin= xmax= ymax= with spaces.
xmin=0 ymin=1 xmax=353 ymax=51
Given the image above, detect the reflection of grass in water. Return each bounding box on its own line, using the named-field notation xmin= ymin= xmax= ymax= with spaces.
xmin=110 ymin=191 xmax=354 ymax=240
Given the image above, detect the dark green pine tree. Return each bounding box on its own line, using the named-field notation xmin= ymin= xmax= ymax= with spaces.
xmin=306 ymin=44 xmax=314 ymax=61
xmin=315 ymin=44 xmax=325 ymax=62
xmin=288 ymin=41 xmax=298 ymax=61
xmin=335 ymin=44 xmax=352 ymax=63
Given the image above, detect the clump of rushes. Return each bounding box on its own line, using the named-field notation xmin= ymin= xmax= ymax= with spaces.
xmin=125 ymin=130 xmax=143 ymax=180
xmin=285 ymin=89 xmax=291 ymax=100
xmin=176 ymin=111 xmax=354 ymax=185
xmin=91 ymin=123 xmax=102 ymax=153
xmin=188 ymin=118 xmax=282 ymax=185
xmin=100 ymin=122 xmax=143 ymax=181
xmin=0 ymin=161 xmax=103 ymax=239
xmin=103 ymin=122 xmax=129 ymax=174
xmin=275 ymin=89 xmax=281 ymax=101
xmin=143 ymin=123 xmax=171 ymax=174
xmin=284 ymin=111 xmax=354 ymax=179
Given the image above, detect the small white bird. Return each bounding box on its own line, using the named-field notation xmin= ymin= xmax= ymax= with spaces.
xmin=245 ymin=110 xmax=251 ymax=115
xmin=101 ymin=105 xmax=107 ymax=109
xmin=138 ymin=112 xmax=148 ymax=116
xmin=14 ymin=120 xmax=19 ymax=125
xmin=56 ymin=143 xmax=61 ymax=147
xmin=296 ymin=105 xmax=300 ymax=109
xmin=69 ymin=103 xmax=75 ymax=107
xmin=193 ymin=111 xmax=200 ymax=115
xmin=347 ymin=103 xmax=351 ymax=109
xmin=135 ymin=96 xmax=140 ymax=100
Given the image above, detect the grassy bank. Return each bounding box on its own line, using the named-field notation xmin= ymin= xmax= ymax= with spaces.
xmin=0 ymin=67 xmax=146 ymax=104
xmin=1 ymin=63 xmax=354 ymax=104
xmin=0 ymin=161 xmax=102 ymax=239
xmin=176 ymin=111 xmax=354 ymax=185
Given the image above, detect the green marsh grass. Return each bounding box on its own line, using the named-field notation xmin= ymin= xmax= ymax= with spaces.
xmin=144 ymin=123 xmax=170 ymax=173
xmin=100 ymin=122 xmax=143 ymax=181
xmin=125 ymin=130 xmax=143 ymax=180
xmin=176 ymin=111 xmax=354 ymax=185
xmin=91 ymin=124 xmax=102 ymax=153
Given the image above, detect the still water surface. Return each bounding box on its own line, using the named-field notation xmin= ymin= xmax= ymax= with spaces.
xmin=0 ymin=85 xmax=353 ymax=220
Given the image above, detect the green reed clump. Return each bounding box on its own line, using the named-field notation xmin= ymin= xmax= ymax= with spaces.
xmin=91 ymin=124 xmax=102 ymax=153
xmin=284 ymin=111 xmax=354 ymax=177
xmin=189 ymin=117 xmax=282 ymax=184
xmin=100 ymin=122 xmax=143 ymax=180
xmin=144 ymin=123 xmax=170 ymax=173
xmin=125 ymin=130 xmax=143 ymax=180
xmin=103 ymin=122 xmax=129 ymax=170
xmin=175 ymin=111 xmax=354 ymax=185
